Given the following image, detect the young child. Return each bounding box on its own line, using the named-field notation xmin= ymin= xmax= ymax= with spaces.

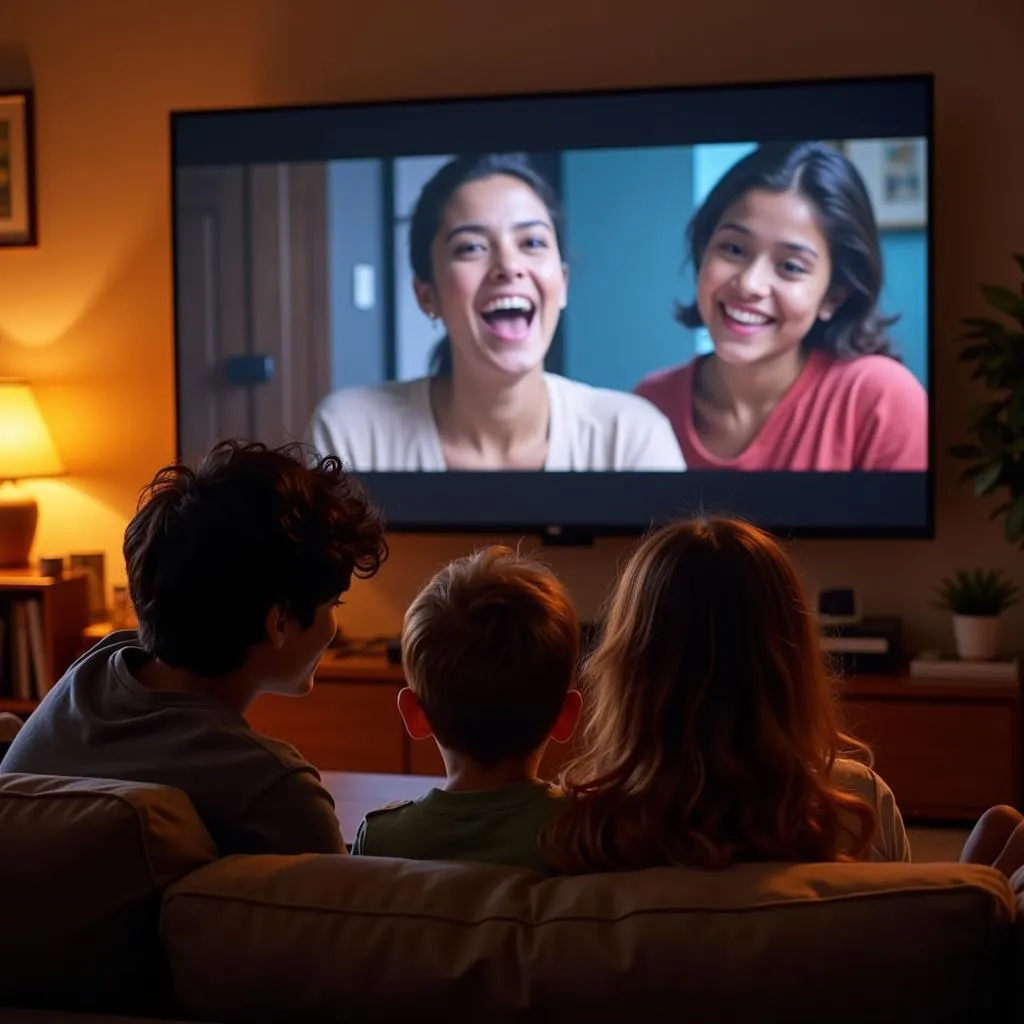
xmin=635 ymin=141 xmax=928 ymax=471
xmin=353 ymin=546 xmax=581 ymax=873
xmin=542 ymin=516 xmax=911 ymax=872
xmin=1 ymin=440 xmax=387 ymax=856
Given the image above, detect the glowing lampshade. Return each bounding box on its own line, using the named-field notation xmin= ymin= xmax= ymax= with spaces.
xmin=0 ymin=379 xmax=64 ymax=567
xmin=0 ymin=379 xmax=64 ymax=481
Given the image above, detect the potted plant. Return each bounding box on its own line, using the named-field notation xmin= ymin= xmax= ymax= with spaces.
xmin=932 ymin=568 xmax=1019 ymax=660
xmin=949 ymin=254 xmax=1024 ymax=542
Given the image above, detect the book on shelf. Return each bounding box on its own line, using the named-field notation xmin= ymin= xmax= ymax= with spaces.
xmin=909 ymin=650 xmax=1020 ymax=684
xmin=0 ymin=595 xmax=51 ymax=701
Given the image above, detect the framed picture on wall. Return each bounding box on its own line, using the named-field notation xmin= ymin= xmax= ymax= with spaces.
xmin=0 ymin=90 xmax=37 ymax=247
xmin=840 ymin=138 xmax=928 ymax=230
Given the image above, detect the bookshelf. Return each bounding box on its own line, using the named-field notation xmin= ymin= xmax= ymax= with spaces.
xmin=0 ymin=570 xmax=91 ymax=712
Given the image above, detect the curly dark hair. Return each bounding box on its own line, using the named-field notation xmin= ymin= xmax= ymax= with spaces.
xmin=123 ymin=440 xmax=387 ymax=677
xmin=676 ymin=141 xmax=899 ymax=360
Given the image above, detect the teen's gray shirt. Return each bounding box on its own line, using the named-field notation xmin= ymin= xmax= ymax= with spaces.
xmin=1 ymin=630 xmax=344 ymax=856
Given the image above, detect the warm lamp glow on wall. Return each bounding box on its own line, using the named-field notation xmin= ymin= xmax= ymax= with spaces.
xmin=0 ymin=379 xmax=65 ymax=568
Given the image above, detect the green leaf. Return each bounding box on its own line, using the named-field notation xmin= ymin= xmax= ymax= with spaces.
xmin=956 ymin=330 xmax=1002 ymax=345
xmin=980 ymin=284 xmax=1024 ymax=320
xmin=978 ymin=420 xmax=1005 ymax=455
xmin=975 ymin=461 xmax=1003 ymax=495
xmin=1006 ymin=497 xmax=1024 ymax=544
xmin=958 ymin=343 xmax=1001 ymax=362
xmin=935 ymin=566 xmax=1020 ymax=614
xmin=960 ymin=316 xmax=1006 ymax=333
xmin=968 ymin=401 xmax=1003 ymax=428
xmin=949 ymin=443 xmax=984 ymax=459
xmin=1010 ymin=393 xmax=1024 ymax=436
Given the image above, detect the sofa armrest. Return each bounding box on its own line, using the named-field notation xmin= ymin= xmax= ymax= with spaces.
xmin=0 ymin=773 xmax=217 ymax=1016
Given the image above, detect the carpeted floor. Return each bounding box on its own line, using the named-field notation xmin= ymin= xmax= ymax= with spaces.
xmin=907 ymin=827 xmax=969 ymax=862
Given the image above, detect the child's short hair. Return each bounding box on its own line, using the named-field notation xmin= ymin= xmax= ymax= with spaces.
xmin=401 ymin=546 xmax=579 ymax=766
xmin=124 ymin=440 xmax=387 ymax=677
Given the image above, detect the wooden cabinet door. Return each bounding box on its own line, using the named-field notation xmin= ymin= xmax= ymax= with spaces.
xmin=249 ymin=163 xmax=331 ymax=446
xmin=843 ymin=696 xmax=1018 ymax=819
xmin=174 ymin=166 xmax=250 ymax=460
xmin=174 ymin=163 xmax=330 ymax=459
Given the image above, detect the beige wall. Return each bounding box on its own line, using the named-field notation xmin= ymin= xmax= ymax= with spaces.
xmin=0 ymin=0 xmax=1021 ymax=651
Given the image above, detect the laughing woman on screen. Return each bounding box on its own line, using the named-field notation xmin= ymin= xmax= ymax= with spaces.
xmin=635 ymin=142 xmax=928 ymax=472
xmin=308 ymin=154 xmax=685 ymax=472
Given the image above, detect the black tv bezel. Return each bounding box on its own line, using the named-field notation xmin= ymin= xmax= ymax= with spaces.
xmin=169 ymin=72 xmax=936 ymax=544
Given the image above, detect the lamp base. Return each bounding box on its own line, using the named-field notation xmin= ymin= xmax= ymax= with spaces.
xmin=0 ymin=483 xmax=38 ymax=568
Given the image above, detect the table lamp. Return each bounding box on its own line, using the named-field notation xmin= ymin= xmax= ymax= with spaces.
xmin=0 ymin=379 xmax=65 ymax=568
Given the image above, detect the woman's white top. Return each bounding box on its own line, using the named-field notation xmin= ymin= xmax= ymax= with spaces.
xmin=833 ymin=757 xmax=911 ymax=862
xmin=307 ymin=373 xmax=687 ymax=472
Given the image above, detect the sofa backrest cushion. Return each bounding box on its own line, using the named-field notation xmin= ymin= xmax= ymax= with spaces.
xmin=162 ymin=852 xmax=1017 ymax=1023
xmin=0 ymin=773 xmax=216 ymax=1015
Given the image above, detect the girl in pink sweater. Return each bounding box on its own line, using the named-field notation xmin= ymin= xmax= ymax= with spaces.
xmin=635 ymin=141 xmax=928 ymax=472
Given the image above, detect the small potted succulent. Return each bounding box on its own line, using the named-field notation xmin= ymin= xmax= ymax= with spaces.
xmin=933 ymin=568 xmax=1019 ymax=661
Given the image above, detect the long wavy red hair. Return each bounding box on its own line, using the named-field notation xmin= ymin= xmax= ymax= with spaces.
xmin=543 ymin=517 xmax=876 ymax=872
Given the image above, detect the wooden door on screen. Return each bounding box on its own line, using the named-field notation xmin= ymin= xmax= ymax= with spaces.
xmin=174 ymin=164 xmax=330 ymax=460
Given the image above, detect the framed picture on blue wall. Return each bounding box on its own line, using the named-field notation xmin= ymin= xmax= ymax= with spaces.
xmin=841 ymin=138 xmax=928 ymax=230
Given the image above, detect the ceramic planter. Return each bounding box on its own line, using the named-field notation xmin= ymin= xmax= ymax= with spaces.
xmin=952 ymin=614 xmax=1001 ymax=661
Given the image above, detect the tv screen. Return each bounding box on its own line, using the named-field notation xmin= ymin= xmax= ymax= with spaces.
xmin=171 ymin=74 xmax=933 ymax=539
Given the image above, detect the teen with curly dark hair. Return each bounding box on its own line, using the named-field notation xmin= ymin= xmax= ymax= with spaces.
xmin=3 ymin=441 xmax=387 ymax=856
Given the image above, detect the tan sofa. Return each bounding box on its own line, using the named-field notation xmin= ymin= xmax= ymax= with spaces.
xmin=0 ymin=773 xmax=1020 ymax=1023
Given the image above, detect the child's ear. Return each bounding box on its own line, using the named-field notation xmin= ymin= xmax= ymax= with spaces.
xmin=264 ymin=605 xmax=287 ymax=650
xmin=550 ymin=689 xmax=583 ymax=744
xmin=397 ymin=687 xmax=434 ymax=741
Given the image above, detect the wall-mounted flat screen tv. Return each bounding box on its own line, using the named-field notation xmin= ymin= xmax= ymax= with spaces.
xmin=171 ymin=73 xmax=933 ymax=539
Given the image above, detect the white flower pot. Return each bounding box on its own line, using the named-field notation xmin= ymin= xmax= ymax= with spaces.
xmin=952 ymin=614 xmax=1001 ymax=661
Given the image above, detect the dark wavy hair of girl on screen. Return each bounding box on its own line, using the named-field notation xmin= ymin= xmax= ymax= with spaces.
xmin=407 ymin=153 xmax=565 ymax=377
xmin=676 ymin=141 xmax=900 ymax=360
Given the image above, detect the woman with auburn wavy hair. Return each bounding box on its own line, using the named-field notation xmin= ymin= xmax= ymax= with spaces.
xmin=543 ymin=516 xmax=910 ymax=873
